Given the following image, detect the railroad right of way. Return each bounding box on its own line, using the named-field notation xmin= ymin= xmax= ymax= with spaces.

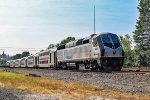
xmin=2 ymin=68 xmax=150 ymax=95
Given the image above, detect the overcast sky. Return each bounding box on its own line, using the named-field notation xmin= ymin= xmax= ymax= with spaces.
xmin=0 ymin=0 xmax=139 ymax=55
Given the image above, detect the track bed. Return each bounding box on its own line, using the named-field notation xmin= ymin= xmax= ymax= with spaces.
xmin=1 ymin=67 xmax=150 ymax=95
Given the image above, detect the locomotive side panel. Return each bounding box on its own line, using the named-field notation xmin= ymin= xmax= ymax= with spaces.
xmin=57 ymin=43 xmax=92 ymax=63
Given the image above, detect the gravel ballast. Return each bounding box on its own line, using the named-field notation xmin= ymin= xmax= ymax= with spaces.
xmin=4 ymin=68 xmax=150 ymax=94
xmin=0 ymin=87 xmax=20 ymax=100
xmin=0 ymin=87 xmax=113 ymax=100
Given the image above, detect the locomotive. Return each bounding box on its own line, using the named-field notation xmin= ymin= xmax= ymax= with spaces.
xmin=8 ymin=33 xmax=124 ymax=72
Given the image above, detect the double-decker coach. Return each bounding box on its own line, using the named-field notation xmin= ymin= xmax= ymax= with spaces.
xmin=37 ymin=49 xmax=55 ymax=68
xmin=10 ymin=60 xmax=15 ymax=68
xmin=27 ymin=55 xmax=36 ymax=68
xmin=14 ymin=59 xmax=21 ymax=67
xmin=20 ymin=57 xmax=27 ymax=67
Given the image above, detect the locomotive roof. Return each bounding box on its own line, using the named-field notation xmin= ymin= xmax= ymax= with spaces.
xmin=100 ymin=32 xmax=117 ymax=36
xmin=38 ymin=49 xmax=56 ymax=54
xmin=57 ymin=34 xmax=97 ymax=50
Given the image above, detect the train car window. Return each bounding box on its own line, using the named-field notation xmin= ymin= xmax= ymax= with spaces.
xmin=28 ymin=56 xmax=34 ymax=59
xmin=110 ymin=34 xmax=121 ymax=49
xmin=100 ymin=34 xmax=112 ymax=48
xmin=40 ymin=60 xmax=48 ymax=64
xmin=76 ymin=39 xmax=83 ymax=46
xmin=93 ymin=38 xmax=98 ymax=47
xmin=83 ymin=39 xmax=89 ymax=44
xmin=111 ymin=34 xmax=120 ymax=43
xmin=39 ymin=51 xmax=50 ymax=57
xmin=57 ymin=44 xmax=66 ymax=50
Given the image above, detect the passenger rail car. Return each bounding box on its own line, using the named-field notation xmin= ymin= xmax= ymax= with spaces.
xmin=10 ymin=60 xmax=15 ymax=68
xmin=20 ymin=57 xmax=27 ymax=67
xmin=37 ymin=49 xmax=55 ymax=68
xmin=14 ymin=59 xmax=21 ymax=67
xmin=27 ymin=55 xmax=36 ymax=68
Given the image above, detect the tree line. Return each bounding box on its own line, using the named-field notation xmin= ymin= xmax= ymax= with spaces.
xmin=47 ymin=37 xmax=75 ymax=49
xmin=122 ymin=0 xmax=150 ymax=67
xmin=12 ymin=51 xmax=30 ymax=60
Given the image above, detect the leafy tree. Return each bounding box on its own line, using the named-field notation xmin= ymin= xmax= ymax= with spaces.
xmin=56 ymin=43 xmax=60 ymax=48
xmin=54 ymin=36 xmax=76 ymax=48
xmin=47 ymin=44 xmax=55 ymax=49
xmin=2 ymin=51 xmax=6 ymax=58
xmin=0 ymin=60 xmax=6 ymax=66
xmin=40 ymin=50 xmax=44 ymax=52
xmin=12 ymin=54 xmax=21 ymax=60
xmin=133 ymin=0 xmax=150 ymax=67
xmin=21 ymin=51 xmax=30 ymax=58
xmin=121 ymin=34 xmax=138 ymax=66
xmin=60 ymin=37 xmax=75 ymax=45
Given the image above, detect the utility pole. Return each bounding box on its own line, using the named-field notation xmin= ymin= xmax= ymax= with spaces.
xmin=94 ymin=0 xmax=96 ymax=34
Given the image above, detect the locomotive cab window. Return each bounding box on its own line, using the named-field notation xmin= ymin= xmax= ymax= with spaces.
xmin=93 ymin=38 xmax=98 ymax=47
xmin=100 ymin=34 xmax=112 ymax=48
xmin=110 ymin=34 xmax=121 ymax=48
xmin=83 ymin=39 xmax=89 ymax=44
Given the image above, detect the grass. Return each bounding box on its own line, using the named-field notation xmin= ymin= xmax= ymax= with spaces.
xmin=0 ymin=70 xmax=149 ymax=100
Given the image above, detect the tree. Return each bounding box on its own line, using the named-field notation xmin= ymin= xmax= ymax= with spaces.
xmin=47 ymin=36 xmax=76 ymax=49
xmin=0 ymin=60 xmax=6 ymax=66
xmin=56 ymin=43 xmax=60 ymax=48
xmin=133 ymin=0 xmax=150 ymax=67
xmin=40 ymin=50 xmax=44 ymax=52
xmin=21 ymin=51 xmax=30 ymax=58
xmin=2 ymin=51 xmax=6 ymax=58
xmin=13 ymin=54 xmax=21 ymax=60
xmin=60 ymin=37 xmax=75 ymax=45
xmin=121 ymin=34 xmax=138 ymax=66
xmin=47 ymin=44 xmax=55 ymax=49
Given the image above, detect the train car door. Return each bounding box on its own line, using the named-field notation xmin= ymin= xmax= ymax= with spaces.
xmin=54 ymin=51 xmax=57 ymax=68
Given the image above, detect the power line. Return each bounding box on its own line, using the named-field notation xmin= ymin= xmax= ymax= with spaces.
xmin=0 ymin=47 xmax=43 ymax=49
xmin=0 ymin=49 xmax=41 ymax=51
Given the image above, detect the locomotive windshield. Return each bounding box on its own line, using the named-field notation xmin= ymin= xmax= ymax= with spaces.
xmin=100 ymin=34 xmax=112 ymax=48
xmin=99 ymin=33 xmax=121 ymax=49
xmin=110 ymin=34 xmax=121 ymax=48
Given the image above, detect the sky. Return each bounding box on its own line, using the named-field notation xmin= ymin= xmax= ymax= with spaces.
xmin=0 ymin=0 xmax=139 ymax=55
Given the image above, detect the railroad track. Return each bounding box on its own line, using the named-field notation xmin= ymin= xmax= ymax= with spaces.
xmin=1 ymin=67 xmax=150 ymax=75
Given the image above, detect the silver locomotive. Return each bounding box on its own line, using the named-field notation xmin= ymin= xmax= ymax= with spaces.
xmin=57 ymin=33 xmax=124 ymax=72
